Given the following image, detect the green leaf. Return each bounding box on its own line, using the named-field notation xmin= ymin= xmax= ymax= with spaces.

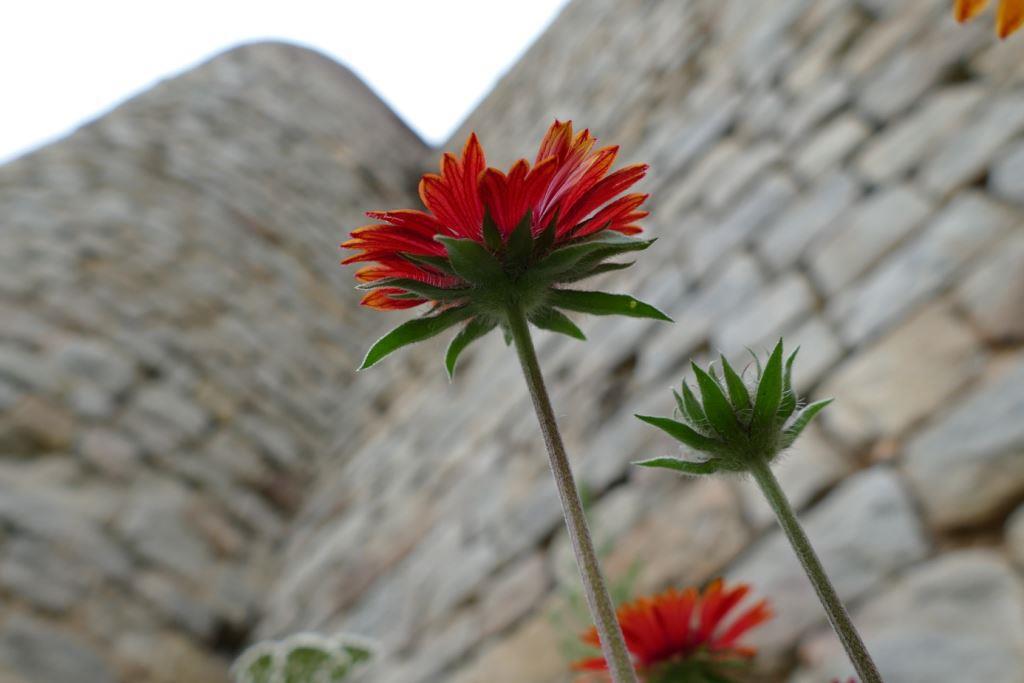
xmin=356 ymin=277 xmax=471 ymax=302
xmin=530 ymin=307 xmax=586 ymax=340
xmin=549 ymin=290 xmax=672 ymax=321
xmin=678 ymin=380 xmax=707 ymax=425
xmin=437 ymin=236 xmax=506 ymax=286
xmin=720 ymin=355 xmax=751 ymax=413
xmin=445 ymin=316 xmax=496 ymax=379
xmin=751 ymin=340 xmax=784 ymax=436
xmin=635 ymin=414 xmax=722 ymax=453
xmin=507 ymin=210 xmax=534 ymax=265
xmin=692 ymin=363 xmax=744 ymax=441
xmin=777 ymin=347 xmax=800 ymax=422
xmin=360 ymin=307 xmax=474 ymax=369
xmin=781 ymin=398 xmax=832 ymax=448
xmin=633 ymin=457 xmax=720 ymax=475
xmin=482 ymin=210 xmax=503 ymax=252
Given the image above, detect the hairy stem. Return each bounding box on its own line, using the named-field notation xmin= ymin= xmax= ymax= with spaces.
xmin=505 ymin=302 xmax=638 ymax=683
xmin=749 ymin=456 xmax=883 ymax=683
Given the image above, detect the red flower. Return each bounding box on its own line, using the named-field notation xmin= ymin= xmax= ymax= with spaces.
xmin=343 ymin=120 xmax=649 ymax=310
xmin=572 ymin=580 xmax=772 ymax=682
xmin=954 ymin=0 xmax=1024 ymax=38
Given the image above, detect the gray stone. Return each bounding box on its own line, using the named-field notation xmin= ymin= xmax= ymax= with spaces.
xmin=117 ymin=483 xmax=213 ymax=580
xmin=713 ymin=274 xmax=816 ymax=357
xmin=54 ymin=338 xmax=135 ymax=408
xmin=830 ymin=192 xmax=1015 ymax=345
xmin=756 ymin=172 xmax=860 ymax=272
xmin=78 ymin=428 xmax=141 ymax=478
xmin=0 ymin=538 xmax=88 ymax=613
xmin=1007 ymin=504 xmax=1024 ymax=569
xmin=794 ymin=114 xmax=871 ymax=180
xmin=955 ymin=231 xmax=1024 ymax=343
xmin=858 ymin=20 xmax=986 ymax=121
xmin=136 ymin=573 xmax=217 ymax=639
xmin=903 ymin=357 xmax=1024 ymax=530
xmin=783 ymin=78 xmax=851 ymax=143
xmin=794 ymin=551 xmax=1024 ymax=683
xmin=636 ymin=253 xmax=764 ymax=386
xmin=821 ymin=304 xmax=983 ymax=447
xmin=808 ymin=185 xmax=932 ymax=295
xmin=690 ymin=174 xmax=797 ymax=277
xmin=705 ymin=142 xmax=782 ymax=211
xmin=480 ymin=553 xmax=549 ymax=637
xmin=923 ymin=93 xmax=1024 ymax=196
xmin=0 ymin=485 xmax=132 ymax=580
xmin=781 ymin=316 xmax=844 ymax=394
xmin=856 ymin=85 xmax=985 ymax=184
xmin=0 ymin=346 xmax=56 ymax=393
xmin=991 ymin=139 xmax=1024 ymax=204
xmin=727 ymin=468 xmax=929 ymax=667
xmin=0 ymin=615 xmax=116 ymax=683
xmin=131 ymin=385 xmax=209 ymax=443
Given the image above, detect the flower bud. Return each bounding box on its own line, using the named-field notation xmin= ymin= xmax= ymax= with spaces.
xmin=635 ymin=339 xmax=831 ymax=476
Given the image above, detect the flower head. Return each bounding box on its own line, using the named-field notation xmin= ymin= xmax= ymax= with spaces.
xmin=572 ymin=580 xmax=772 ymax=682
xmin=634 ymin=340 xmax=831 ymax=476
xmin=343 ymin=121 xmax=669 ymax=374
xmin=954 ymin=0 xmax=1024 ymax=39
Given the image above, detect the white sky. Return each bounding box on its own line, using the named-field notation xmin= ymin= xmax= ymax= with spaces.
xmin=0 ymin=0 xmax=570 ymax=163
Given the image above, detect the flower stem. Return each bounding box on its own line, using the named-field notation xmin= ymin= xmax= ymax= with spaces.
xmin=748 ymin=456 xmax=883 ymax=683
xmin=505 ymin=302 xmax=639 ymax=683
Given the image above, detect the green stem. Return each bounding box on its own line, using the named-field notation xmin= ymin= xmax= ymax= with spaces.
xmin=748 ymin=456 xmax=883 ymax=683
xmin=505 ymin=302 xmax=639 ymax=683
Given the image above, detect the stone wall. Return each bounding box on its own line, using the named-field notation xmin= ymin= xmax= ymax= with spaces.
xmin=263 ymin=1 xmax=1024 ymax=682
xmin=0 ymin=42 xmax=428 ymax=682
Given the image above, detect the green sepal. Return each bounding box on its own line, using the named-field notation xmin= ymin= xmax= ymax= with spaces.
xmin=528 ymin=234 xmax=653 ymax=282
xmin=356 ymin=278 xmax=470 ymax=302
xmin=751 ymin=339 xmax=784 ymax=436
xmin=633 ymin=457 xmax=720 ymax=476
xmin=560 ymin=260 xmax=636 ymax=283
xmin=635 ymin=414 xmax=723 ymax=453
xmin=692 ymin=362 xmax=744 ymax=442
xmin=534 ymin=212 xmax=558 ymax=255
xmin=777 ymin=347 xmax=800 ymax=422
xmin=402 ymin=253 xmax=457 ymax=277
xmin=436 ymin=236 xmax=506 ymax=286
xmin=720 ymin=355 xmax=752 ymax=413
xmin=507 ymin=210 xmax=534 ymax=266
xmin=679 ymin=380 xmax=707 ymax=425
xmin=530 ymin=307 xmax=586 ymax=340
xmin=482 ymin=210 xmax=503 ymax=253
xmin=548 ymin=289 xmax=672 ymax=321
xmin=781 ymin=398 xmax=833 ymax=448
xmin=445 ymin=316 xmax=497 ymax=379
xmin=360 ymin=306 xmax=474 ymax=370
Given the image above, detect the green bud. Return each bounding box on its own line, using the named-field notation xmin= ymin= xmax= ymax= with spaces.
xmin=635 ymin=339 xmax=832 ymax=475
xmin=232 ymin=632 xmax=375 ymax=683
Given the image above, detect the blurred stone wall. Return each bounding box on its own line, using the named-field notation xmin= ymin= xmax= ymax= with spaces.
xmin=263 ymin=1 xmax=1024 ymax=682
xmin=3 ymin=1 xmax=1024 ymax=683
xmin=0 ymin=42 xmax=428 ymax=682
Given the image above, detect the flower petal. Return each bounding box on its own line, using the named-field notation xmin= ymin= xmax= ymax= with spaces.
xmin=954 ymin=0 xmax=991 ymax=21
xmin=998 ymin=0 xmax=1024 ymax=36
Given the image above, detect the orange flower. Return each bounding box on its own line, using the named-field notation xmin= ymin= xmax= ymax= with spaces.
xmin=954 ymin=0 xmax=1024 ymax=39
xmin=343 ymin=120 xmax=648 ymax=310
xmin=572 ymin=580 xmax=772 ymax=681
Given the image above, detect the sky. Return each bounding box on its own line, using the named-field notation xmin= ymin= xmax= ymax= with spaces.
xmin=0 ymin=0 xmax=571 ymax=163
